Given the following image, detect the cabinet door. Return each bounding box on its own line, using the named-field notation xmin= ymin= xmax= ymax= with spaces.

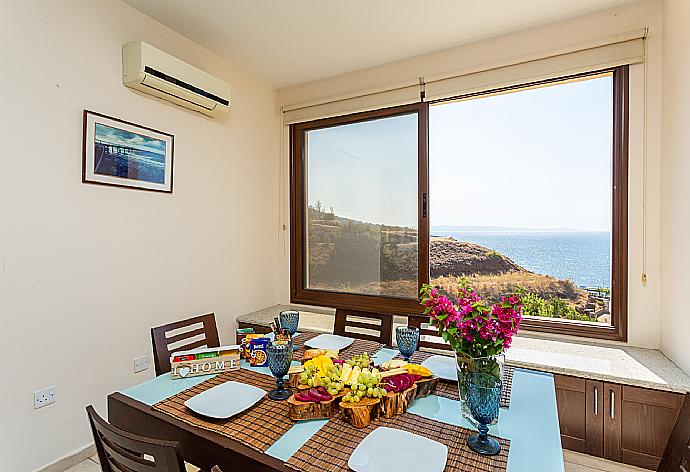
xmin=554 ymin=375 xmax=604 ymax=456
xmin=604 ymin=383 xmax=622 ymax=462
xmin=585 ymin=380 xmax=605 ymax=457
xmin=616 ymin=386 xmax=684 ymax=470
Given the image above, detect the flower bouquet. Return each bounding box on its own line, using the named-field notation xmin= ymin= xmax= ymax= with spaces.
xmin=419 ymin=282 xmax=523 ymax=423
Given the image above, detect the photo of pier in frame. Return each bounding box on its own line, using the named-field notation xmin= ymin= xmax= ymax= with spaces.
xmin=82 ymin=110 xmax=174 ymax=193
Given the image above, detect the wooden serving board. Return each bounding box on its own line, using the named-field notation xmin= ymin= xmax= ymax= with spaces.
xmin=287 ymin=390 xmax=348 ymax=421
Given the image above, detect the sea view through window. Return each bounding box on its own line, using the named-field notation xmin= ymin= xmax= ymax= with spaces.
xmin=429 ymin=73 xmax=614 ymax=325
xmin=291 ymin=69 xmax=627 ymax=337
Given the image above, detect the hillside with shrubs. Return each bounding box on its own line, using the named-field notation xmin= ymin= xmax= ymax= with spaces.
xmin=307 ymin=204 xmax=608 ymax=323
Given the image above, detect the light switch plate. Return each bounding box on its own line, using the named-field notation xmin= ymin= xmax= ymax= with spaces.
xmin=134 ymin=355 xmax=149 ymax=373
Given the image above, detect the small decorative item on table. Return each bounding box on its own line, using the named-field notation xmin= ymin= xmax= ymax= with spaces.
xmin=279 ymin=310 xmax=300 ymax=351
xmin=236 ymin=327 xmax=255 ymax=345
xmin=240 ymin=333 xmax=263 ymax=359
xmin=249 ymin=337 xmax=271 ymax=367
xmin=266 ymin=342 xmax=293 ymax=401
xmin=396 ymin=326 xmax=420 ymax=361
xmin=419 ymin=282 xmax=522 ymax=425
xmin=170 ymin=345 xmax=240 ymax=379
xmin=465 ymin=372 xmax=503 ymax=456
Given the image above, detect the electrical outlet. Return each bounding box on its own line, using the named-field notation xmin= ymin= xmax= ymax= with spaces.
xmin=134 ymin=355 xmax=149 ymax=373
xmin=34 ymin=386 xmax=56 ymax=409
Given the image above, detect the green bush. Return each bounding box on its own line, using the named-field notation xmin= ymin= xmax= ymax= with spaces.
xmin=485 ymin=250 xmax=504 ymax=259
xmin=522 ymin=293 xmax=592 ymax=322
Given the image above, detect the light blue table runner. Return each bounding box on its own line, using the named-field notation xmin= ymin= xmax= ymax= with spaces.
xmin=121 ymin=350 xmax=563 ymax=471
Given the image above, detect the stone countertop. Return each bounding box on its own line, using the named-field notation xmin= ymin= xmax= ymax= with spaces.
xmin=237 ymin=303 xmax=336 ymax=334
xmin=506 ymin=336 xmax=690 ymax=393
xmin=237 ymin=304 xmax=690 ymax=394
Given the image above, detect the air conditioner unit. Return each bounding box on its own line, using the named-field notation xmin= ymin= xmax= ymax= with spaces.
xmin=122 ymin=41 xmax=231 ymax=117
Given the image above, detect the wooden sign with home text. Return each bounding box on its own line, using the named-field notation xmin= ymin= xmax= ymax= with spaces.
xmin=170 ymin=345 xmax=241 ymax=379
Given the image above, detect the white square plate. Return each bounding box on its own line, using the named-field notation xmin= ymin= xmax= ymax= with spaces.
xmin=421 ymin=355 xmax=457 ymax=381
xmin=348 ymin=427 xmax=448 ymax=472
xmin=304 ymin=333 xmax=354 ymax=350
xmin=184 ymin=381 xmax=265 ymax=419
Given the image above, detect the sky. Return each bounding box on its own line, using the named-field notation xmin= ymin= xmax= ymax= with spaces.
xmin=307 ymin=73 xmax=613 ymax=231
xmin=95 ymin=123 xmax=166 ymax=155
xmin=307 ymin=113 xmax=419 ymax=227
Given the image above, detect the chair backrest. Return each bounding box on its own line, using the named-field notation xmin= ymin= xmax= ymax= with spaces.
xmin=151 ymin=313 xmax=220 ymax=375
xmin=407 ymin=315 xmax=452 ymax=351
xmin=86 ymin=405 xmax=186 ymax=472
xmin=334 ymin=309 xmax=393 ymax=345
xmin=659 ymin=393 xmax=690 ymax=472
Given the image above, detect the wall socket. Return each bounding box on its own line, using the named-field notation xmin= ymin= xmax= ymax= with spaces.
xmin=34 ymin=386 xmax=56 ymax=409
xmin=134 ymin=355 xmax=149 ymax=373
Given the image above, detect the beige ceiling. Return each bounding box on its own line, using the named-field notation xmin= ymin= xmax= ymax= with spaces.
xmin=122 ymin=0 xmax=640 ymax=88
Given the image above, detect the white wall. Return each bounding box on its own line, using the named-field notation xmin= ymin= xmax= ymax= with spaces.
xmin=277 ymin=0 xmax=664 ymax=349
xmin=0 ymin=1 xmax=279 ymax=471
xmin=659 ymin=0 xmax=690 ymax=373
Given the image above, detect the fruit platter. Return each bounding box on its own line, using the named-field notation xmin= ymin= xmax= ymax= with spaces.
xmin=286 ymin=350 xmax=438 ymax=428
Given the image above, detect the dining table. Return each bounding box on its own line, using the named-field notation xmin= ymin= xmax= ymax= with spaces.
xmin=108 ymin=339 xmax=565 ymax=471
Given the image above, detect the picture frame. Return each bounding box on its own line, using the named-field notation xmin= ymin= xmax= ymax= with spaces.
xmin=82 ymin=110 xmax=174 ymax=193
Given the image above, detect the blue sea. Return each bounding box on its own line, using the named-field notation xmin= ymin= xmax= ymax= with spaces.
xmin=432 ymin=231 xmax=611 ymax=288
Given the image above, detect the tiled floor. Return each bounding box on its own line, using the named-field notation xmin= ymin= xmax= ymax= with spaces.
xmin=65 ymin=457 xmax=99 ymax=472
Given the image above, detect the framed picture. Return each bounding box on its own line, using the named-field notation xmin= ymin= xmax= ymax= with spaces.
xmin=82 ymin=110 xmax=174 ymax=193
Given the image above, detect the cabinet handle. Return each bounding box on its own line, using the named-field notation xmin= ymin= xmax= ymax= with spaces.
xmin=610 ymin=390 xmax=615 ymax=419
xmin=594 ymin=387 xmax=598 ymax=415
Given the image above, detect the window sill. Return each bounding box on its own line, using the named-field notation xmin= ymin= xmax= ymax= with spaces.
xmin=237 ymin=303 xmax=688 ymax=393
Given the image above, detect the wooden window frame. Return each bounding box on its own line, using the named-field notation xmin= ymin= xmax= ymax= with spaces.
xmin=290 ymin=66 xmax=629 ymax=341
xmin=290 ymin=103 xmax=429 ymax=315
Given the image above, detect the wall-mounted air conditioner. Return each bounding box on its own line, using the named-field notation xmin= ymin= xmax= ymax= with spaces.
xmin=122 ymin=41 xmax=231 ymax=117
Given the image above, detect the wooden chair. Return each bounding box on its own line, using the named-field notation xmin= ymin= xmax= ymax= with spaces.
xmin=334 ymin=309 xmax=393 ymax=345
xmin=659 ymin=393 xmax=690 ymax=472
xmin=87 ymin=405 xmax=186 ymax=472
xmin=151 ymin=313 xmax=220 ymax=375
xmin=407 ymin=314 xmax=451 ymax=351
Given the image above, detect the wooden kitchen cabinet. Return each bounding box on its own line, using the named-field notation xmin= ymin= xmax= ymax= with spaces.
xmin=619 ymin=385 xmax=685 ymax=469
xmin=555 ymin=374 xmax=684 ymax=470
xmin=554 ymin=375 xmax=603 ymax=456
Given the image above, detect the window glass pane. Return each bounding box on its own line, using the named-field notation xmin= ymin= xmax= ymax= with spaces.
xmin=429 ymin=74 xmax=613 ymax=325
xmin=305 ymin=113 xmax=418 ymax=298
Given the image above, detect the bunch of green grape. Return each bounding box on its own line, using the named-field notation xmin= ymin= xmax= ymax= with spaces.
xmin=300 ymin=365 xmax=344 ymax=396
xmin=345 ymin=353 xmax=370 ymax=369
xmin=299 ymin=365 xmax=318 ymax=386
xmin=320 ymin=365 xmax=345 ymax=396
xmin=341 ymin=371 xmax=384 ymax=403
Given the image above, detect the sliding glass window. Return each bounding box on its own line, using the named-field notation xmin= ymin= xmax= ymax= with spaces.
xmin=291 ymin=104 xmax=428 ymax=313
xmin=290 ymin=67 xmax=628 ymax=341
xmin=429 ymin=69 xmax=628 ymax=340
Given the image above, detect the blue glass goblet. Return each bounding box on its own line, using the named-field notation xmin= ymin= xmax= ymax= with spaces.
xmin=279 ymin=310 xmax=300 ymax=351
xmin=396 ymin=326 xmax=420 ymax=362
xmin=267 ymin=342 xmax=293 ymax=401
xmin=465 ymin=372 xmax=503 ymax=456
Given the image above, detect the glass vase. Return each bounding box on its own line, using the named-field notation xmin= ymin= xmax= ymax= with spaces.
xmin=455 ymin=351 xmax=504 ymax=425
